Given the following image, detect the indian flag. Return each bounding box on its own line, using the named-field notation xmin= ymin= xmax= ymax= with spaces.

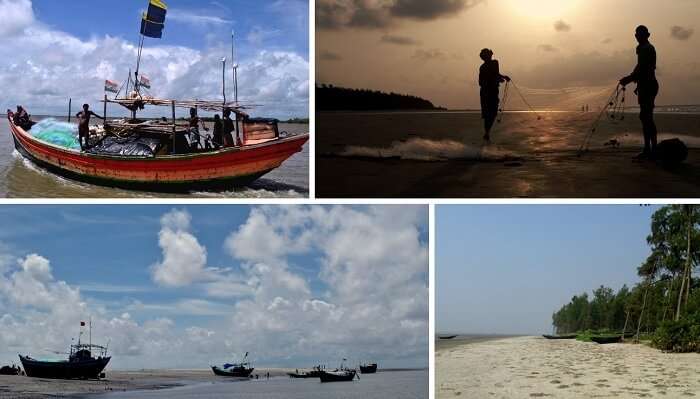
xmin=104 ymin=80 xmax=119 ymax=93
xmin=140 ymin=75 xmax=151 ymax=89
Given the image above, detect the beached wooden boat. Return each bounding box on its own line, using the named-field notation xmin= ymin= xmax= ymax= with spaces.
xmin=590 ymin=335 xmax=622 ymax=344
xmin=542 ymin=334 xmax=578 ymax=340
xmin=319 ymin=369 xmax=357 ymax=382
xmin=439 ymin=335 xmax=458 ymax=340
xmin=359 ymin=363 xmax=377 ymax=374
xmin=19 ymin=343 xmax=110 ymax=380
xmin=8 ymin=115 xmax=307 ymax=191
xmin=211 ymin=364 xmax=254 ymax=377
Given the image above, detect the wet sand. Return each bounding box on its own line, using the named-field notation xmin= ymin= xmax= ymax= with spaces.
xmin=437 ymin=336 xmax=700 ymax=398
xmin=0 ymin=368 xmax=297 ymax=398
xmin=316 ymin=111 xmax=700 ymax=198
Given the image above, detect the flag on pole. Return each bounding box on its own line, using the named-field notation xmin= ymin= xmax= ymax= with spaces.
xmin=104 ymin=80 xmax=119 ymax=93
xmin=147 ymin=0 xmax=167 ymax=24
xmin=140 ymin=13 xmax=164 ymax=38
xmin=139 ymin=75 xmax=151 ymax=89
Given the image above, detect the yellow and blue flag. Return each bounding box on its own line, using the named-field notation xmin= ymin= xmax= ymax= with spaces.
xmin=140 ymin=0 xmax=166 ymax=38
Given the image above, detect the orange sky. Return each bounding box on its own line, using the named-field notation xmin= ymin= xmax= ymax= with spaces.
xmin=317 ymin=0 xmax=699 ymax=109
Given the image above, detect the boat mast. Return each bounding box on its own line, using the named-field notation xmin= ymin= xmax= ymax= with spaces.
xmin=89 ymin=317 xmax=92 ymax=349
xmin=232 ymin=30 xmax=238 ymax=104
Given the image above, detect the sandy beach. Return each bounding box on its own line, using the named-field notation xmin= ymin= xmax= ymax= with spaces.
xmin=316 ymin=111 xmax=700 ymax=198
xmin=437 ymin=336 xmax=700 ymax=398
xmin=0 ymin=368 xmax=299 ymax=398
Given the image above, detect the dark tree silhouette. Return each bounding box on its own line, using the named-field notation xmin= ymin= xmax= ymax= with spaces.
xmin=316 ymin=84 xmax=444 ymax=111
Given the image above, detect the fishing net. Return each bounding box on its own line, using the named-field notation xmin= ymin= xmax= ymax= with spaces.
xmin=29 ymin=118 xmax=80 ymax=150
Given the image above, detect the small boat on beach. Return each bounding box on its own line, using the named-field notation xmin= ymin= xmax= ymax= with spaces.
xmin=359 ymin=363 xmax=377 ymax=374
xmin=439 ymin=335 xmax=458 ymax=340
xmin=19 ymin=320 xmax=110 ymax=380
xmin=0 ymin=364 xmax=22 ymax=375
xmin=590 ymin=335 xmax=623 ymax=344
xmin=319 ymin=369 xmax=358 ymax=382
xmin=288 ymin=366 xmax=324 ymax=378
xmin=542 ymin=334 xmax=578 ymax=340
xmin=211 ymin=352 xmax=254 ymax=377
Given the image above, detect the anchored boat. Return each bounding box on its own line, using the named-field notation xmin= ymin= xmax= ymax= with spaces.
xmin=359 ymin=363 xmax=377 ymax=374
xmin=319 ymin=359 xmax=359 ymax=382
xmin=19 ymin=320 xmax=110 ymax=380
xmin=542 ymin=334 xmax=578 ymax=340
xmin=211 ymin=352 xmax=254 ymax=378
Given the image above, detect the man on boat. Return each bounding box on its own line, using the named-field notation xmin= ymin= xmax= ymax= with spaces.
xmin=76 ymin=104 xmax=104 ymax=150
xmin=222 ymin=108 xmax=238 ymax=147
xmin=478 ymin=48 xmax=510 ymax=142
xmin=13 ymin=106 xmax=35 ymax=130
xmin=619 ymin=25 xmax=658 ymax=159
xmin=212 ymin=114 xmax=224 ymax=148
xmin=188 ymin=108 xmax=209 ymax=150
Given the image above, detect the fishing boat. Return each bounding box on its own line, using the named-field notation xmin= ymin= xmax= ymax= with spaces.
xmin=211 ymin=352 xmax=254 ymax=378
xmin=590 ymin=335 xmax=623 ymax=344
xmin=439 ymin=335 xmax=458 ymax=340
xmin=542 ymin=334 xmax=578 ymax=340
xmin=0 ymin=364 xmax=22 ymax=375
xmin=319 ymin=369 xmax=357 ymax=382
xmin=7 ymin=0 xmax=308 ymax=192
xmin=288 ymin=366 xmax=324 ymax=378
xmin=359 ymin=363 xmax=377 ymax=374
xmin=19 ymin=320 xmax=110 ymax=379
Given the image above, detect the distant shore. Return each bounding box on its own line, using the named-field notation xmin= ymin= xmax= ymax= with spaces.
xmin=437 ymin=336 xmax=700 ymax=398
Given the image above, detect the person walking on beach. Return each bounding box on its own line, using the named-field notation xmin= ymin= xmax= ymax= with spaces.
xmin=478 ymin=48 xmax=510 ymax=142
xmin=619 ymin=25 xmax=658 ymax=159
xmin=76 ymin=104 xmax=104 ymax=150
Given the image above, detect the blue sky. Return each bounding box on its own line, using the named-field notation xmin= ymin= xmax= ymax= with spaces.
xmin=0 ymin=205 xmax=428 ymax=369
xmin=0 ymin=0 xmax=309 ymax=119
xmin=436 ymin=205 xmax=660 ymax=335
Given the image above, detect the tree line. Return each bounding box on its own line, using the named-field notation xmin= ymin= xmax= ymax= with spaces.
xmin=316 ymin=84 xmax=445 ymax=111
xmin=552 ymin=205 xmax=700 ymax=352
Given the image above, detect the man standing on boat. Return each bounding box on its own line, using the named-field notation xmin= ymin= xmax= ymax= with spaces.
xmin=76 ymin=104 xmax=104 ymax=150
xmin=188 ymin=108 xmax=209 ymax=150
xmin=222 ymin=108 xmax=237 ymax=147
xmin=619 ymin=25 xmax=658 ymax=159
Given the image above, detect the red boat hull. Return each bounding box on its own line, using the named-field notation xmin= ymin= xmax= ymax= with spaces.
xmin=8 ymin=117 xmax=308 ymax=192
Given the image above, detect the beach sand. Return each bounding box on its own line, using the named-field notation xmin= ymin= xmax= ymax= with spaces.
xmin=0 ymin=368 xmax=298 ymax=398
xmin=316 ymin=111 xmax=700 ymax=198
xmin=436 ymin=336 xmax=700 ymax=398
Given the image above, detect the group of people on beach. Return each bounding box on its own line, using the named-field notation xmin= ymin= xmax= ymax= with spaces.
xmin=479 ymin=25 xmax=658 ymax=159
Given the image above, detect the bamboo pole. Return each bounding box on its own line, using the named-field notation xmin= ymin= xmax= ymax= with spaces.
xmin=171 ymin=100 xmax=176 ymax=155
xmin=68 ymin=98 xmax=72 ymax=123
xmin=103 ymin=94 xmax=107 ymax=128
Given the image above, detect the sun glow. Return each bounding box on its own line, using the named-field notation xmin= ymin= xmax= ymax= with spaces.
xmin=505 ymin=0 xmax=581 ymax=20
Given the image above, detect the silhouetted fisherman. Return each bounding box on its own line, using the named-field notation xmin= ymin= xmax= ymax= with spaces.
xmin=188 ymin=107 xmax=209 ymax=150
xmin=222 ymin=108 xmax=237 ymax=147
xmin=620 ymin=25 xmax=658 ymax=159
xmin=212 ymin=114 xmax=223 ymax=148
xmin=478 ymin=48 xmax=510 ymax=142
xmin=76 ymin=104 xmax=104 ymax=150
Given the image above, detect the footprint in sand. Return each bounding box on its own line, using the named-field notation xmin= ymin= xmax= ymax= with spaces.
xmin=549 ymin=379 xmax=561 ymax=384
xmin=529 ymin=394 xmax=551 ymax=398
xmin=557 ymin=385 xmax=569 ymax=389
xmin=682 ymin=392 xmax=696 ymax=397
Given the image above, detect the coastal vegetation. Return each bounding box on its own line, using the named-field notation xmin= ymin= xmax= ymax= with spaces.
xmin=552 ymin=205 xmax=700 ymax=352
xmin=316 ymin=84 xmax=445 ymax=111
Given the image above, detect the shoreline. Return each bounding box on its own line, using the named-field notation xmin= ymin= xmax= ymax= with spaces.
xmin=437 ymin=336 xmax=700 ymax=398
xmin=0 ymin=367 xmax=423 ymax=398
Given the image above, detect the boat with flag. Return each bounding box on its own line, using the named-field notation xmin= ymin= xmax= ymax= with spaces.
xmin=19 ymin=319 xmax=110 ymax=380
xmin=7 ymin=0 xmax=308 ymax=192
xmin=211 ymin=352 xmax=254 ymax=378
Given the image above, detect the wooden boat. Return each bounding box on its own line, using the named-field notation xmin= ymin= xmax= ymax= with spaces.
xmin=288 ymin=366 xmax=324 ymax=378
xmin=542 ymin=334 xmax=578 ymax=340
xmin=439 ymin=335 xmax=458 ymax=340
xmin=359 ymin=363 xmax=377 ymax=374
xmin=0 ymin=365 xmax=22 ymax=375
xmin=211 ymin=352 xmax=254 ymax=377
xmin=19 ymin=344 xmax=109 ymax=379
xmin=590 ymin=335 xmax=622 ymax=344
xmin=319 ymin=369 xmax=357 ymax=382
xmin=8 ymin=114 xmax=308 ymax=192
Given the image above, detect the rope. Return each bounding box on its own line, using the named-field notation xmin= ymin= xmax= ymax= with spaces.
xmin=511 ymin=81 xmax=543 ymax=120
xmin=496 ymin=80 xmax=510 ymax=124
xmin=577 ymin=84 xmax=622 ymax=156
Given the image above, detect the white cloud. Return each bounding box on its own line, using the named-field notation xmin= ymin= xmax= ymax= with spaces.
xmin=169 ymin=8 xmax=232 ymax=27
xmin=151 ymin=209 xmax=211 ymax=287
xmin=0 ymin=0 xmax=308 ymax=119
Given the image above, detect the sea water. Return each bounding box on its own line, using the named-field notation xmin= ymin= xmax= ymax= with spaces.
xmin=86 ymin=370 xmax=427 ymax=399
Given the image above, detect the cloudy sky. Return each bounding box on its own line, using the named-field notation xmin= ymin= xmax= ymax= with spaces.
xmin=0 ymin=0 xmax=308 ymax=119
xmin=0 ymin=205 xmax=428 ymax=369
xmin=437 ymin=205 xmax=660 ymax=335
xmin=317 ymin=0 xmax=700 ymax=109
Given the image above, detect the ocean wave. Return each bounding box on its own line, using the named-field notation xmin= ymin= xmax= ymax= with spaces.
xmin=336 ymin=138 xmax=521 ymax=162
